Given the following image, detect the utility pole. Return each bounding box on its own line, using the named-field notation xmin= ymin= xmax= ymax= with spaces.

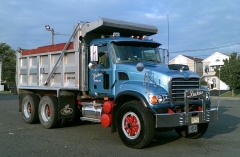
xmin=0 ymin=57 xmax=3 ymax=91
xmin=45 ymin=25 xmax=55 ymax=45
xmin=167 ymin=15 xmax=169 ymax=64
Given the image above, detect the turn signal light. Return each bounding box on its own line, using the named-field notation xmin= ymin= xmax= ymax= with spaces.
xmin=149 ymin=95 xmax=158 ymax=104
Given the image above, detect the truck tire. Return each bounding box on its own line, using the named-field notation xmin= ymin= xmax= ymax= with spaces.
xmin=22 ymin=94 xmax=39 ymax=124
xmin=117 ymin=100 xmax=155 ymax=149
xmin=38 ymin=96 xmax=58 ymax=129
xmin=175 ymin=123 xmax=209 ymax=139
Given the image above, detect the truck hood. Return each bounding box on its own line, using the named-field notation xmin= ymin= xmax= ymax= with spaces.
xmin=116 ymin=62 xmax=200 ymax=89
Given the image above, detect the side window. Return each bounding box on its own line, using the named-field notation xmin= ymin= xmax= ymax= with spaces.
xmin=98 ymin=46 xmax=109 ymax=68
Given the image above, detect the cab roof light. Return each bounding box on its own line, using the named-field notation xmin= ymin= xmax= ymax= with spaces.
xmin=112 ymin=32 xmax=120 ymax=37
xmin=142 ymin=35 xmax=149 ymax=40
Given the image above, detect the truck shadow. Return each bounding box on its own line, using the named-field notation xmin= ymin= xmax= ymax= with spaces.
xmin=60 ymin=119 xmax=96 ymax=128
xmin=59 ymin=102 xmax=240 ymax=148
xmin=148 ymin=131 xmax=181 ymax=148
xmin=147 ymin=104 xmax=240 ymax=148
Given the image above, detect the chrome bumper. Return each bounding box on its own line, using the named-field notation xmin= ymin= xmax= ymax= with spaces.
xmin=155 ymin=90 xmax=218 ymax=128
xmin=155 ymin=108 xmax=218 ymax=127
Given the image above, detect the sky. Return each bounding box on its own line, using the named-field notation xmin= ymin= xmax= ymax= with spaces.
xmin=1 ymin=0 xmax=240 ymax=60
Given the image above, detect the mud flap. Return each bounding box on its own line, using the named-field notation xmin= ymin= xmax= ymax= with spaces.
xmin=58 ymin=96 xmax=75 ymax=119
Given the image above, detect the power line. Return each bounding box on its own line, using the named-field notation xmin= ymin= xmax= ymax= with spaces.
xmin=168 ymin=53 xmax=233 ymax=60
xmin=168 ymin=54 xmax=235 ymax=62
xmin=171 ymin=42 xmax=240 ymax=54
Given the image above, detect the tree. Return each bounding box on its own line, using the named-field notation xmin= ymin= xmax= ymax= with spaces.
xmin=0 ymin=43 xmax=16 ymax=86
xmin=215 ymin=52 xmax=240 ymax=96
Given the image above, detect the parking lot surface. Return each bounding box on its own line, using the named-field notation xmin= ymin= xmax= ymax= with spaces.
xmin=0 ymin=94 xmax=239 ymax=157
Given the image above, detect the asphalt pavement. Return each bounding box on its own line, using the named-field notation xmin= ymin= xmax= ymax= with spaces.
xmin=0 ymin=93 xmax=240 ymax=157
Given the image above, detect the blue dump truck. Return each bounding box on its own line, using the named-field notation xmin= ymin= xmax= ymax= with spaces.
xmin=16 ymin=17 xmax=218 ymax=148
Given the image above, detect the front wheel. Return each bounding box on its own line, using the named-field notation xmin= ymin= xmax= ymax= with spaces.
xmin=175 ymin=123 xmax=209 ymax=139
xmin=117 ymin=100 xmax=155 ymax=149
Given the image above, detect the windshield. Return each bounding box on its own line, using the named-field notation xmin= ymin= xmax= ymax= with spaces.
xmin=111 ymin=42 xmax=161 ymax=63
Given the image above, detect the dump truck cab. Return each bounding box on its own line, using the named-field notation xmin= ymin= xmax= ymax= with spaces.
xmin=88 ymin=35 xmax=161 ymax=97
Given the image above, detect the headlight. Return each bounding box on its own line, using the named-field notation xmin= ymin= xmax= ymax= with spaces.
xmin=157 ymin=95 xmax=163 ymax=103
xmin=206 ymin=92 xmax=210 ymax=100
xmin=148 ymin=94 xmax=169 ymax=104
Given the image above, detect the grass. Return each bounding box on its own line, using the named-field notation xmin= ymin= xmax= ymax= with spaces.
xmin=0 ymin=91 xmax=12 ymax=94
xmin=220 ymin=89 xmax=240 ymax=97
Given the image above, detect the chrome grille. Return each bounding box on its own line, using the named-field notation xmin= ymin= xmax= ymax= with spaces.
xmin=170 ymin=78 xmax=200 ymax=101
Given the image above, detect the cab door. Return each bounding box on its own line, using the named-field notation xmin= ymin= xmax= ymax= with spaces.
xmin=89 ymin=44 xmax=114 ymax=97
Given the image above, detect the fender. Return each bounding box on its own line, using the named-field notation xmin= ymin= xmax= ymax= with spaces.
xmin=114 ymin=80 xmax=168 ymax=107
xmin=115 ymin=90 xmax=149 ymax=107
xmin=114 ymin=81 xmax=150 ymax=107
xmin=111 ymin=81 xmax=167 ymax=133
xmin=111 ymin=90 xmax=150 ymax=133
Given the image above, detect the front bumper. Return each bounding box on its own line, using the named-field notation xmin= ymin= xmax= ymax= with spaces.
xmin=155 ymin=108 xmax=218 ymax=127
xmin=155 ymin=90 xmax=218 ymax=128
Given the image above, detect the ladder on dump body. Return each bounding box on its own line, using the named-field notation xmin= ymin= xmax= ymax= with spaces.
xmin=44 ymin=22 xmax=81 ymax=86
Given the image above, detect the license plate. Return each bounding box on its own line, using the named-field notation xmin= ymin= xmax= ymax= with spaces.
xmin=188 ymin=125 xmax=198 ymax=133
xmin=191 ymin=116 xmax=199 ymax=124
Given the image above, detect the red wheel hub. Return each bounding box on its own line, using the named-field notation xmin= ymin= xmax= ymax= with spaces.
xmin=28 ymin=105 xmax=32 ymax=113
xmin=124 ymin=115 xmax=139 ymax=136
xmin=46 ymin=106 xmax=50 ymax=117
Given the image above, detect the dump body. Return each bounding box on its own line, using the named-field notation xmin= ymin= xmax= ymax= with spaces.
xmin=18 ymin=42 xmax=79 ymax=90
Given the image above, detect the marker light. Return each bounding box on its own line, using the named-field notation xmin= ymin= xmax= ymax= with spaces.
xmin=113 ymin=32 xmax=120 ymax=37
xmin=142 ymin=35 xmax=149 ymax=40
xmin=149 ymin=94 xmax=170 ymax=104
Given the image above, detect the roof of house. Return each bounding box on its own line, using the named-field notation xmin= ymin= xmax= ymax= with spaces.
xmin=182 ymin=55 xmax=203 ymax=62
xmin=202 ymin=52 xmax=229 ymax=62
xmin=169 ymin=54 xmax=203 ymax=63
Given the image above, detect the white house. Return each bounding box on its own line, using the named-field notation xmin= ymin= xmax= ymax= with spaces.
xmin=169 ymin=54 xmax=203 ymax=76
xmin=202 ymin=52 xmax=230 ymax=90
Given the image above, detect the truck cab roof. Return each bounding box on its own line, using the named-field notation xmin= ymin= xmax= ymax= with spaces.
xmin=90 ymin=36 xmax=161 ymax=46
xmin=80 ymin=17 xmax=159 ymax=44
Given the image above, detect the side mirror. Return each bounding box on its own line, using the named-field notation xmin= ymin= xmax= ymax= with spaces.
xmin=90 ymin=45 xmax=98 ymax=62
xmin=88 ymin=61 xmax=97 ymax=70
xmin=88 ymin=61 xmax=106 ymax=74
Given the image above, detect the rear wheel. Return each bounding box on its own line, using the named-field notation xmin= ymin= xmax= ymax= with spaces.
xmin=22 ymin=94 xmax=39 ymax=124
xmin=175 ymin=123 xmax=209 ymax=139
xmin=117 ymin=100 xmax=155 ymax=149
xmin=38 ymin=96 xmax=58 ymax=129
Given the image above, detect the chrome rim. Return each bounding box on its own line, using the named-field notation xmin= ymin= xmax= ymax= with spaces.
xmin=122 ymin=111 xmax=141 ymax=139
xmin=23 ymin=101 xmax=32 ymax=118
xmin=41 ymin=103 xmax=50 ymax=122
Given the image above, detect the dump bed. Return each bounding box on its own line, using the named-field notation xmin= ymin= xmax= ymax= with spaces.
xmin=17 ymin=42 xmax=80 ymax=90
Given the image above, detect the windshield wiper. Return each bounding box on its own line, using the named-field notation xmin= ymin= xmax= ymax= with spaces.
xmin=145 ymin=59 xmax=160 ymax=63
